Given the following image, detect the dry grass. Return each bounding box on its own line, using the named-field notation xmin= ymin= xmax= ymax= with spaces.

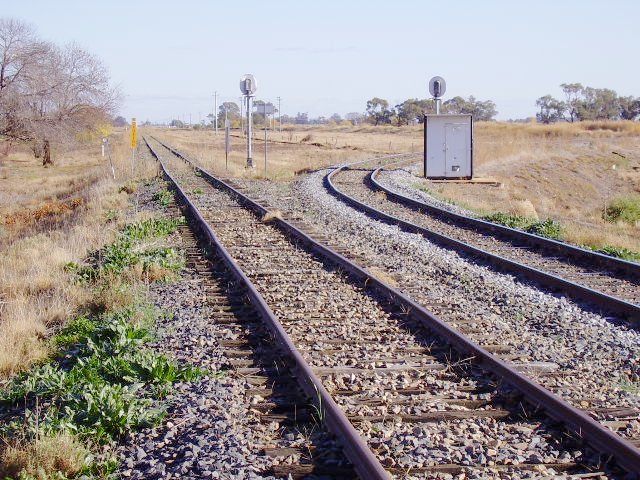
xmin=150 ymin=127 xmax=374 ymax=180
xmin=0 ymin=131 xmax=158 ymax=378
xmin=87 ymin=275 xmax=141 ymax=314
xmin=0 ymin=433 xmax=89 ymax=479
xmin=153 ymin=122 xmax=639 ymax=251
xmin=420 ymin=121 xmax=640 ymax=252
xmin=262 ymin=209 xmax=283 ymax=223
xmin=367 ymin=266 xmax=399 ymax=288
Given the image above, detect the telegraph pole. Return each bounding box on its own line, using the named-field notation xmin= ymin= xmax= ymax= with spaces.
xmin=214 ymin=91 xmax=218 ymax=135
xmin=277 ymin=96 xmax=282 ymax=132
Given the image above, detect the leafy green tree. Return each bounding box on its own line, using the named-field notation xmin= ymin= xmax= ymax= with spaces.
xmin=395 ymin=99 xmax=432 ymax=125
xmin=366 ymin=97 xmax=393 ymax=125
xmin=216 ymin=101 xmax=240 ymax=127
xmin=443 ymin=96 xmax=497 ymax=121
xmin=560 ymin=83 xmax=584 ymax=122
xmin=576 ymin=87 xmax=619 ymax=120
xmin=535 ymin=95 xmax=566 ymax=124
xmin=539 ymin=83 xmax=639 ymax=122
xmin=294 ymin=112 xmax=309 ymax=124
xmin=619 ymin=96 xmax=640 ymax=120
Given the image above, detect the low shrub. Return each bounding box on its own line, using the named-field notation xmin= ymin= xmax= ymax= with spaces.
xmin=604 ymin=195 xmax=640 ymax=225
xmin=525 ymin=219 xmax=563 ymax=240
xmin=482 ymin=212 xmax=530 ymax=230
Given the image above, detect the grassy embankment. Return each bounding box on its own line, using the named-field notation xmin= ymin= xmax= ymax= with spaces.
xmin=0 ymin=131 xmax=208 ymax=477
xmin=0 ymin=131 xmax=152 ymax=375
xmin=152 ymin=121 xmax=640 ymax=258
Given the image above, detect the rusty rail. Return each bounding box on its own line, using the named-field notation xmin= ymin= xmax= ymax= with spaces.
xmin=325 ymin=165 xmax=639 ymax=321
xmin=145 ymin=137 xmax=390 ymax=479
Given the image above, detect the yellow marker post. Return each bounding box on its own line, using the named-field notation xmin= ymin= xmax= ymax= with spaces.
xmin=130 ymin=118 xmax=137 ymax=147
xmin=130 ymin=118 xmax=137 ymax=174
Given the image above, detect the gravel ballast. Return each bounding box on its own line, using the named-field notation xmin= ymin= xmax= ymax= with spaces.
xmin=233 ymin=168 xmax=640 ymax=423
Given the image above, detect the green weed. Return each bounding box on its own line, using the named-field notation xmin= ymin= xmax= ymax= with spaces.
xmin=54 ymin=315 xmax=96 ymax=348
xmin=139 ymin=247 xmax=184 ymax=273
xmin=122 ymin=217 xmax=184 ymax=240
xmin=191 ymin=188 xmax=204 ymax=195
xmin=617 ymin=379 xmax=640 ymax=395
xmin=483 ymin=213 xmax=563 ymax=240
xmin=67 ymin=217 xmax=185 ymax=281
xmin=604 ymin=195 xmax=640 ymax=225
xmin=0 ymin=211 xmax=198 ymax=479
xmin=1 ymin=309 xmax=206 ymax=443
xmin=105 ymin=208 xmax=119 ymax=222
xmin=153 ymin=189 xmax=173 ymax=207
xmin=526 ymin=219 xmax=562 ymax=240
xmin=592 ymin=245 xmax=640 ymax=262
xmin=63 ymin=261 xmax=98 ymax=283
xmin=482 ymin=212 xmax=530 ymax=230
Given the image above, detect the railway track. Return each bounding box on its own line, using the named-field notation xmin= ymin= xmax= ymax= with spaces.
xmin=144 ymin=136 xmax=640 ymax=479
xmin=179 ymin=220 xmax=355 ymax=478
xmin=326 ymin=160 xmax=640 ymax=322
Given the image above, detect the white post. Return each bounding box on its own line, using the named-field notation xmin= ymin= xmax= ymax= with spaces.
xmin=214 ymin=91 xmax=218 ymax=135
xmin=240 ymin=97 xmax=245 ymax=137
xmin=277 ymin=96 xmax=281 ymax=132
xmin=246 ymin=95 xmax=254 ymax=168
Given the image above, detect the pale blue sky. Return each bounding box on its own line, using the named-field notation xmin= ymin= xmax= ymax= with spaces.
xmin=3 ymin=0 xmax=639 ymax=122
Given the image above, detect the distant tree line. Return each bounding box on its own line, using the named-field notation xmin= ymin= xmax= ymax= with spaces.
xmin=536 ymin=83 xmax=640 ymax=124
xmin=363 ymin=96 xmax=497 ymax=125
xmin=0 ymin=18 xmax=119 ymax=164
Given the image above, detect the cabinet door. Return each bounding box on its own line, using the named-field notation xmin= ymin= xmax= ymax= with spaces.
xmin=445 ymin=123 xmax=469 ymax=176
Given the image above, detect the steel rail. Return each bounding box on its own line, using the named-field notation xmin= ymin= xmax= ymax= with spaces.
xmin=326 ymin=165 xmax=640 ymax=321
xmin=144 ymin=137 xmax=390 ymax=479
xmin=370 ymin=166 xmax=640 ymax=277
xmin=147 ymin=137 xmax=640 ymax=476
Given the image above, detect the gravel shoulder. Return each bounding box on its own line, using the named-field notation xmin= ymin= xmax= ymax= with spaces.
xmin=381 ymin=163 xmax=479 ymax=217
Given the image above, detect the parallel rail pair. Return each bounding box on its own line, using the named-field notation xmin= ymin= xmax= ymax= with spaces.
xmin=145 ymin=137 xmax=640 ymax=478
xmin=326 ymin=162 xmax=640 ymax=322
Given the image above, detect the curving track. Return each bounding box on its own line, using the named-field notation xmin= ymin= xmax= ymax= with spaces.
xmin=145 ymin=137 xmax=640 ymax=479
xmin=326 ymin=160 xmax=640 ymax=322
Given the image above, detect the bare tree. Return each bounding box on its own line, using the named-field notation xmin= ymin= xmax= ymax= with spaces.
xmin=0 ymin=19 xmax=50 ymax=156
xmin=0 ymin=18 xmax=119 ymax=165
